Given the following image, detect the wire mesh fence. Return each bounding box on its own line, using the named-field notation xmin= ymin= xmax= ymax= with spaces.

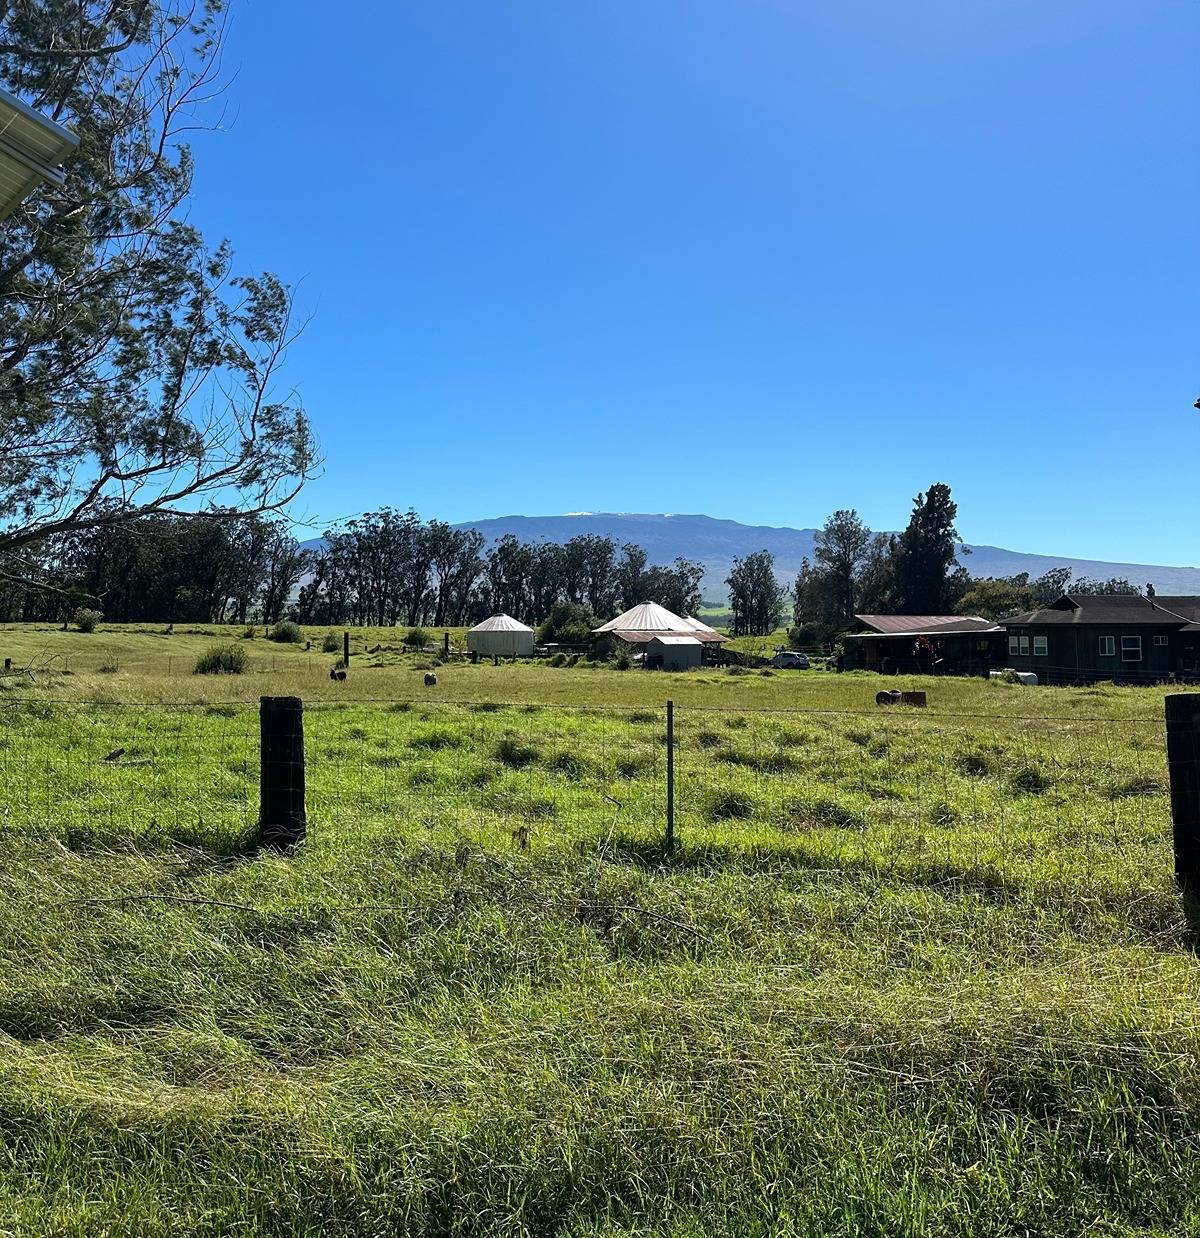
xmin=0 ymin=694 xmax=1178 ymax=906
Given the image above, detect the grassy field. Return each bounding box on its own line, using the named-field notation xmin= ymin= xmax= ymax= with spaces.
xmin=0 ymin=623 xmax=1197 ymax=1235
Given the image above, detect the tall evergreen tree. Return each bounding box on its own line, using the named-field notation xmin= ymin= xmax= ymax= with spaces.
xmin=891 ymin=484 xmax=963 ymax=613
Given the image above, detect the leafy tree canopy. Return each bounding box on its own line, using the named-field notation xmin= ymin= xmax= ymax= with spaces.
xmin=0 ymin=0 xmax=317 ymax=595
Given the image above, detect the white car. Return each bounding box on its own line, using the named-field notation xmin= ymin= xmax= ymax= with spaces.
xmin=770 ymin=650 xmax=810 ymax=670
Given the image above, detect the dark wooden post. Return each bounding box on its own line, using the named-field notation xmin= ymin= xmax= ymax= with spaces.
xmin=1166 ymin=694 xmax=1200 ymax=894
xmin=665 ymin=699 xmax=675 ymax=853
xmin=343 ymin=631 xmax=350 ymax=666
xmin=443 ymin=631 xmax=450 ymax=657
xmin=259 ymin=696 xmax=306 ymax=849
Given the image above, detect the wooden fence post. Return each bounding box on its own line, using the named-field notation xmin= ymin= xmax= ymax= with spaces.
xmin=259 ymin=695 xmax=306 ymax=850
xmin=343 ymin=631 xmax=350 ymax=667
xmin=1165 ymin=694 xmax=1200 ymax=894
xmin=665 ymin=699 xmax=675 ymax=853
xmin=443 ymin=631 xmax=450 ymax=657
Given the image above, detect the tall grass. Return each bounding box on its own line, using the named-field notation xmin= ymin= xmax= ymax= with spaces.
xmin=0 ymin=627 xmax=1195 ymax=1233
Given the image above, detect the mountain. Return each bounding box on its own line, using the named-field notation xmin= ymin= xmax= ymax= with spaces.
xmin=301 ymin=512 xmax=1200 ymax=600
xmin=444 ymin=513 xmax=1200 ymax=600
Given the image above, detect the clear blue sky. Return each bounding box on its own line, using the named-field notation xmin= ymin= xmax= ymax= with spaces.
xmin=187 ymin=1 xmax=1198 ymax=562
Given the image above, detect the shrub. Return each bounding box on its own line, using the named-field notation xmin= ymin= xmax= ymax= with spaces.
xmin=321 ymin=631 xmax=340 ymax=653
xmin=403 ymin=627 xmax=427 ymax=649
xmin=566 ymin=654 xmax=581 ymax=667
xmin=537 ymin=601 xmax=598 ymax=645
xmin=240 ymin=625 xmax=256 ymax=640
xmin=612 ymin=648 xmax=632 ymax=671
xmin=268 ymin=620 xmax=303 ymax=644
xmin=194 ymin=644 xmax=248 ymax=675
xmin=71 ymin=607 xmax=102 ymax=633
xmin=548 ymin=652 xmax=567 ymax=667
xmin=97 ymin=660 xmax=119 ymax=674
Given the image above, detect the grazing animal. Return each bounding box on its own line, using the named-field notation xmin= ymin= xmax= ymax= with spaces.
xmin=424 ymin=672 xmax=437 ymax=686
xmin=330 ymin=667 xmax=347 ymax=681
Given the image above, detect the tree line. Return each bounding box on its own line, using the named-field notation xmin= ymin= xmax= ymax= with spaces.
xmin=0 ymin=508 xmax=708 ymax=630
xmin=1 ymin=484 xmax=1146 ymax=635
xmin=295 ymin=513 xmax=705 ymax=629
xmin=0 ymin=516 xmax=310 ymax=625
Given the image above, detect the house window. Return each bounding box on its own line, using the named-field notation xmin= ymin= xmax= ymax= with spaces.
xmin=1008 ymin=634 xmax=1019 ymax=656
xmin=1154 ymin=634 xmax=1169 ymax=647
xmin=1019 ymin=635 xmax=1030 ymax=656
xmin=1098 ymin=636 xmax=1115 ymax=657
xmin=1033 ymin=635 xmax=1048 ymax=657
xmin=1121 ymin=636 xmax=1142 ymax=662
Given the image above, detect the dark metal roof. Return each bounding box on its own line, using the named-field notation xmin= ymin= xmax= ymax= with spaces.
xmin=853 ymin=614 xmax=997 ymax=635
xmin=1004 ymin=594 xmax=1200 ymax=627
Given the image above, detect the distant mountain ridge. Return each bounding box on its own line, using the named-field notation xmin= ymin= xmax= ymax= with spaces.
xmin=442 ymin=513 xmax=1200 ymax=600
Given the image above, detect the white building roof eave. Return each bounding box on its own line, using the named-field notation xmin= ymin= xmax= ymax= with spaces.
xmin=0 ymin=86 xmax=79 ymax=221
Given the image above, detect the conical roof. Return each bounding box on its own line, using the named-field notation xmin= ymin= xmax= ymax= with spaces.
xmin=683 ymin=615 xmax=719 ymax=635
xmin=593 ymin=602 xmax=690 ymax=633
xmin=469 ymin=613 xmax=533 ymax=633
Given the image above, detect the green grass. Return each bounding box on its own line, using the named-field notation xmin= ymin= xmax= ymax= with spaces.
xmin=0 ymin=624 xmax=1196 ymax=1234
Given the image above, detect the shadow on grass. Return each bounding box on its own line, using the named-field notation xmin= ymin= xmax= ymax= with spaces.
xmin=588 ymin=830 xmax=1022 ymax=896
xmin=583 ymin=831 xmax=1182 ymax=930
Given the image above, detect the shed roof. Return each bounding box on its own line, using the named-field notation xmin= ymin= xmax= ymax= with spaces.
xmin=648 ymin=634 xmax=701 ymax=646
xmin=0 ymin=87 xmax=78 ymax=221
xmin=1004 ymin=595 xmax=1200 ymax=627
xmin=468 ymin=613 xmax=533 ymax=633
xmin=854 ymin=614 xmax=996 ymax=635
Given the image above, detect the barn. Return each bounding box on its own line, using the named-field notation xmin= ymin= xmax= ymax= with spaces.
xmin=592 ymin=602 xmax=727 ymax=669
xmin=467 ymin=614 xmax=535 ymax=658
xmin=841 ymin=614 xmax=1006 ymax=676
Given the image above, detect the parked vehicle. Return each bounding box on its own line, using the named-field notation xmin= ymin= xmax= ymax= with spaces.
xmin=770 ymin=650 xmax=810 ymax=670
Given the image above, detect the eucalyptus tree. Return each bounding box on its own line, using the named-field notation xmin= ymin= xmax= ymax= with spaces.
xmin=0 ymin=0 xmax=316 ymax=598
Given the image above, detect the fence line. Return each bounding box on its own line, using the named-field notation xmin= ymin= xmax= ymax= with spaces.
xmin=0 ymin=693 xmax=1187 ymax=911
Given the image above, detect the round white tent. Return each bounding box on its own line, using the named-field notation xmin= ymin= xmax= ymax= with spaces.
xmin=467 ymin=613 xmax=535 ymax=658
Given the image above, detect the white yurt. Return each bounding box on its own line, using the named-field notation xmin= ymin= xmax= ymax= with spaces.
xmin=467 ymin=613 xmax=535 ymax=658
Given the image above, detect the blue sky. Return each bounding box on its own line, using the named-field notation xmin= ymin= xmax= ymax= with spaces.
xmin=188 ymin=1 xmax=1198 ymax=562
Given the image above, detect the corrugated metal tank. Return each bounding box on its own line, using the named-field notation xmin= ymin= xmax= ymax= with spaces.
xmin=466 ymin=615 xmax=535 ymax=657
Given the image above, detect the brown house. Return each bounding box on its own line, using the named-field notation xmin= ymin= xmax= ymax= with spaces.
xmin=842 ymin=614 xmax=1006 ymax=676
